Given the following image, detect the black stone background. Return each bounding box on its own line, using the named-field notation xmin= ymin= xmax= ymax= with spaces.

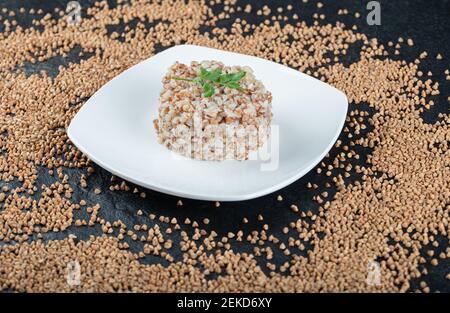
xmin=0 ymin=0 xmax=449 ymax=292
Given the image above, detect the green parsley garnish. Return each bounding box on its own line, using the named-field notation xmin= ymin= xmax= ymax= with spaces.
xmin=172 ymin=67 xmax=246 ymax=97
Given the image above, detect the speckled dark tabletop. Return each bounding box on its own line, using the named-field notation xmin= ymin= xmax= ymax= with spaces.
xmin=1 ymin=0 xmax=449 ymax=292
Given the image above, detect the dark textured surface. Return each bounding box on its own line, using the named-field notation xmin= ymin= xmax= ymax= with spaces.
xmin=1 ymin=0 xmax=449 ymax=292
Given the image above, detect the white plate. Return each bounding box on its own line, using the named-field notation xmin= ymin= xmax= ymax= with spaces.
xmin=68 ymin=45 xmax=348 ymax=201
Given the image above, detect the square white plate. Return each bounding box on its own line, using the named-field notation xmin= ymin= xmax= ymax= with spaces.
xmin=68 ymin=45 xmax=348 ymax=201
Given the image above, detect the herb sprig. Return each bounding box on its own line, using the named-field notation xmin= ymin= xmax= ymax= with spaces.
xmin=172 ymin=67 xmax=246 ymax=97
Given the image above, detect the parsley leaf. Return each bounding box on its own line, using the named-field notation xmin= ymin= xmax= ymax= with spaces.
xmin=172 ymin=66 xmax=246 ymax=97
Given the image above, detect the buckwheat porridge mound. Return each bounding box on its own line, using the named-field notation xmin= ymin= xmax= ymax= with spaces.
xmin=153 ymin=61 xmax=272 ymax=160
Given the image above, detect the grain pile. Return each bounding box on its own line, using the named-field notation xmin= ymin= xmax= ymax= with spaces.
xmin=0 ymin=0 xmax=449 ymax=292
